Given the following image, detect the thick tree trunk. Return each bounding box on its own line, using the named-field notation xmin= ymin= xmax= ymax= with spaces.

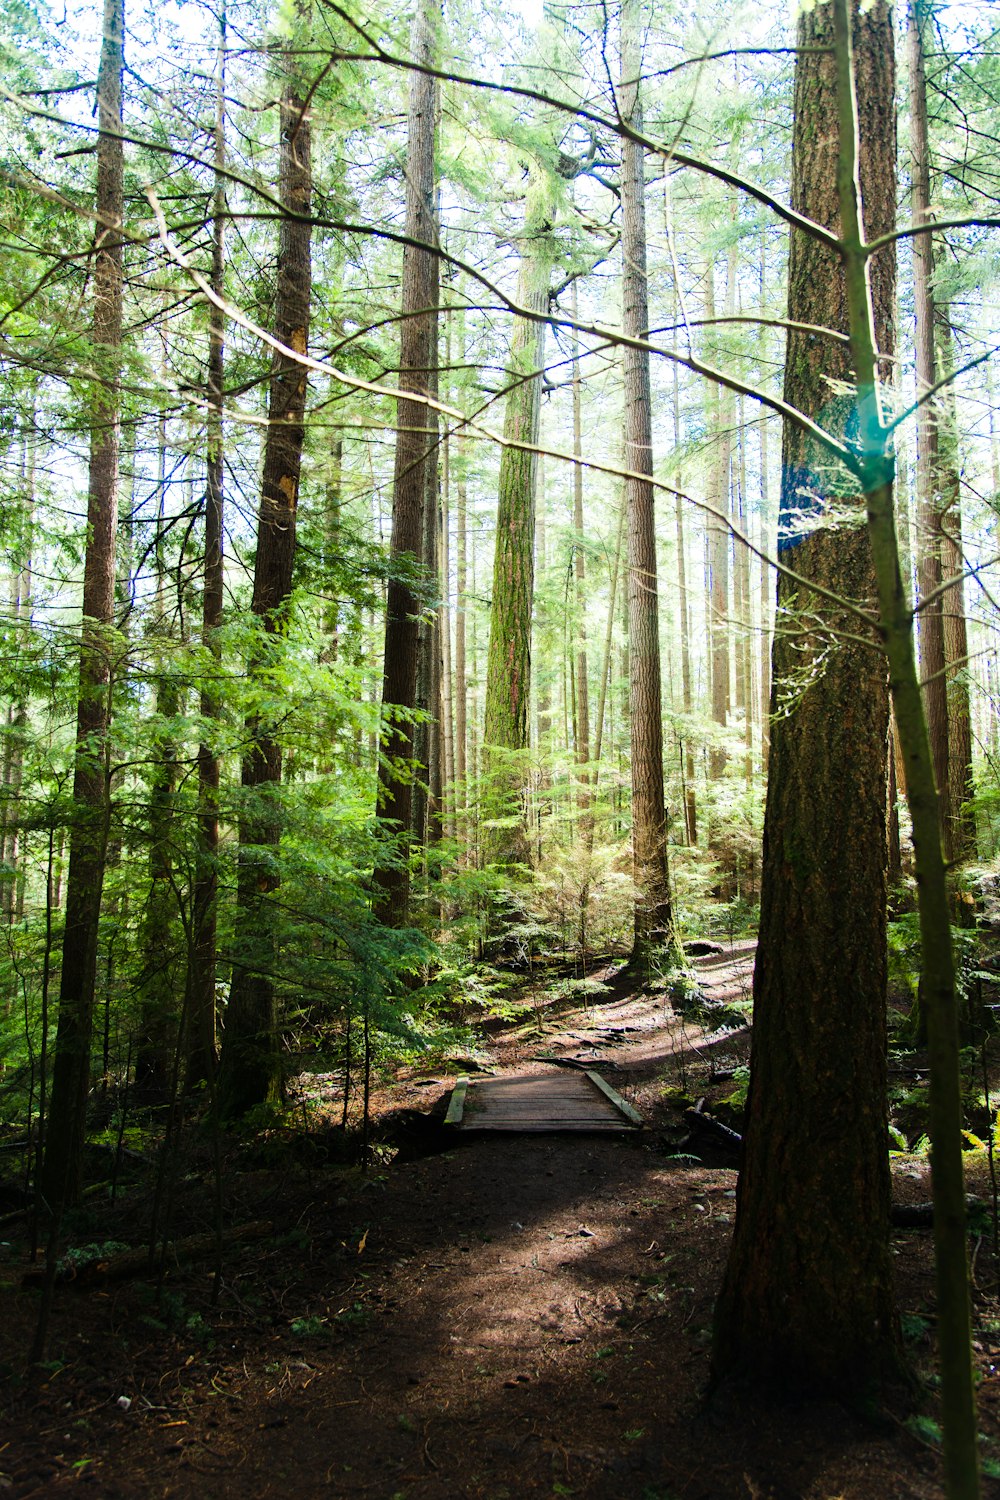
xmin=482 ymin=173 xmax=554 ymax=870
xmin=41 ymin=0 xmax=124 ymax=1210
xmin=186 ymin=18 xmax=226 ymax=1090
xmin=620 ymin=0 xmax=675 ymax=969
xmin=372 ymin=0 xmax=438 ymax=923
xmin=713 ymin=0 xmax=901 ymax=1396
xmin=216 ymin=36 xmax=312 ymax=1119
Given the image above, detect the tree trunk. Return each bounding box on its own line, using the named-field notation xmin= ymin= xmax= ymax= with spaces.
xmin=1 ymin=416 xmax=34 ymax=924
xmin=713 ymin=0 xmax=901 ymax=1397
xmin=186 ymin=14 xmax=226 ymax=1090
xmin=372 ymin=0 xmax=438 ymax=923
xmin=216 ymin=30 xmax=312 ymax=1119
xmin=455 ymin=398 xmax=468 ymax=845
xmin=41 ymin=0 xmax=124 ymax=1211
xmin=758 ymin=244 xmax=773 ymax=773
xmin=935 ymin=320 xmax=976 ymax=864
xmin=135 ymin=428 xmax=180 ymax=1099
xmin=670 ymin=345 xmax=697 ymax=847
xmin=571 ymin=282 xmax=591 ymax=814
xmin=620 ymin=0 xmax=675 ymax=969
xmin=440 ymin=429 xmax=455 ymax=842
xmin=705 ymin=264 xmax=734 ymax=779
xmin=907 ymin=0 xmax=950 ymax=842
xmin=482 ymin=172 xmax=554 ymax=871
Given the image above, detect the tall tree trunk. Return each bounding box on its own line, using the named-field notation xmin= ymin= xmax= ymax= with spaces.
xmin=670 ymin=345 xmax=697 ymax=847
xmin=570 ymin=282 xmax=591 ymax=811
xmin=713 ymin=0 xmax=901 ymax=1396
xmin=908 ymin=0 xmax=950 ymax=841
xmin=41 ymin=0 xmax=125 ymax=1210
xmin=186 ymin=14 xmax=226 ymax=1089
xmin=736 ymin=397 xmax=754 ymax=784
xmin=482 ymin=171 xmax=554 ymax=871
xmin=372 ymin=0 xmax=438 ymax=923
xmin=759 ymin=243 xmax=773 ymax=773
xmin=705 ymin=265 xmax=734 ymax=778
xmin=936 ymin=349 xmax=975 ymax=862
xmin=620 ymin=0 xmax=675 ymax=969
xmin=135 ymin=425 xmax=180 ymax=1100
xmin=1 ymin=416 xmax=34 ymax=923
xmin=216 ymin=29 xmax=312 ymax=1119
xmin=440 ymin=427 xmax=455 ymax=842
xmin=454 ymin=406 xmax=468 ymax=845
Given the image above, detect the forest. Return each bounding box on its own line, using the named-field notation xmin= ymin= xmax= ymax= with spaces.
xmin=2 ymin=0 xmax=1000 ymax=1493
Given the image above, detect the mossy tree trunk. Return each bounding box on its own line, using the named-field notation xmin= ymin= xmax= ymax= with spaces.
xmin=482 ymin=172 xmax=555 ymax=871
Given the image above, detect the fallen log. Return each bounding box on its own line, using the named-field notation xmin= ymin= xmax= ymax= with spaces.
xmin=683 ymin=1099 xmax=742 ymax=1154
xmin=22 ymin=1219 xmax=273 ymax=1290
xmin=890 ymin=1197 xmax=987 ymax=1229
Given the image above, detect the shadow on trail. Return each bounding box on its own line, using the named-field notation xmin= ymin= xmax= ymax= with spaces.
xmin=81 ymin=1132 xmax=939 ymax=1500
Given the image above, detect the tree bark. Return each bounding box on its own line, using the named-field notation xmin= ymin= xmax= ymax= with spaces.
xmin=186 ymin=13 xmax=226 ymax=1090
xmin=41 ymin=0 xmax=124 ymax=1210
xmin=935 ymin=318 xmax=976 ymax=864
xmin=482 ymin=171 xmax=554 ymax=870
xmin=907 ymin=0 xmax=950 ymax=842
xmin=619 ymin=0 xmax=675 ymax=969
xmin=704 ymin=267 xmax=730 ymax=777
xmin=713 ymin=0 xmax=901 ymax=1396
xmin=570 ymin=282 xmax=591 ymax=810
xmin=372 ymin=0 xmax=438 ymax=923
xmin=216 ymin=28 xmax=312 ymax=1118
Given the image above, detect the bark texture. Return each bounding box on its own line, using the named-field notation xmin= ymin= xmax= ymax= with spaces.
xmin=41 ymin=0 xmax=124 ymax=1209
xmin=372 ymin=0 xmax=438 ymax=922
xmin=482 ymin=173 xmax=554 ymax=870
xmin=619 ymin=0 xmax=674 ymax=966
xmin=187 ymin=19 xmax=226 ymax=1089
xmin=713 ymin=0 xmax=901 ymax=1395
xmin=216 ymin=44 xmax=312 ymax=1118
xmin=908 ymin=0 xmax=950 ymax=842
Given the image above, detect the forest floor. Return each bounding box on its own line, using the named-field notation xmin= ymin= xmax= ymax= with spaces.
xmin=3 ymin=941 xmax=1000 ymax=1498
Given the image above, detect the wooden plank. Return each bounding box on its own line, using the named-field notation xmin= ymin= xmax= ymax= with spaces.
xmin=585 ymin=1070 xmax=643 ymax=1126
xmin=454 ymin=1068 xmax=641 ymax=1134
xmin=443 ymin=1075 xmax=469 ymax=1126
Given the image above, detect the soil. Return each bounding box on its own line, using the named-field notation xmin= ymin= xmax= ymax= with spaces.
xmin=2 ymin=942 xmax=1000 ymax=1499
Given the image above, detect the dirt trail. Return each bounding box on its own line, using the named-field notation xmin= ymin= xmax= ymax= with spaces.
xmin=0 ymin=944 xmax=974 ymax=1498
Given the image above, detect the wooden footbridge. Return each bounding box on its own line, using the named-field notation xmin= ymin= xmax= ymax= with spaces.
xmin=444 ymin=1066 xmax=642 ymax=1135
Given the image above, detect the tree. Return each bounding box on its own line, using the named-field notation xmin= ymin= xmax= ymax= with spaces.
xmin=186 ymin=8 xmax=228 ymax=1089
xmin=216 ymin=19 xmax=313 ymax=1118
xmin=372 ymin=0 xmax=439 ymax=927
xmin=618 ymin=0 xmax=675 ymax=971
xmin=482 ymin=164 xmax=556 ymax=871
xmin=40 ymin=0 xmax=125 ymax=1210
xmin=909 ymin=0 xmax=950 ymax=851
xmin=713 ymin=0 xmax=901 ymax=1396
xmin=907 ymin=0 xmax=975 ymax=866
